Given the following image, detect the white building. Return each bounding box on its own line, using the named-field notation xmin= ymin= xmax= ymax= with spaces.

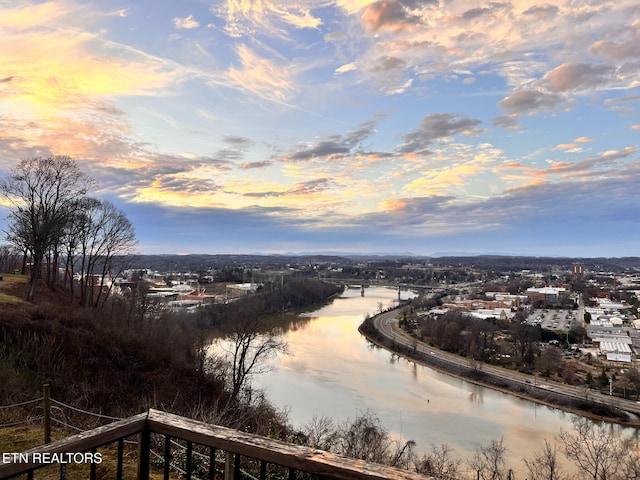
xmin=599 ymin=341 xmax=632 ymax=363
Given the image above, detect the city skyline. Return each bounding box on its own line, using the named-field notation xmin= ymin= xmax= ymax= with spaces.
xmin=1 ymin=0 xmax=639 ymax=257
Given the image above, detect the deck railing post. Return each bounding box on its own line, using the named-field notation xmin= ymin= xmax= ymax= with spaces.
xmin=43 ymin=383 xmax=51 ymax=444
xmin=208 ymin=447 xmax=216 ymax=480
xmin=224 ymin=451 xmax=233 ymax=480
xmin=163 ymin=435 xmax=171 ymax=480
xmin=117 ymin=438 xmax=124 ymax=480
xmin=137 ymin=428 xmax=151 ymax=480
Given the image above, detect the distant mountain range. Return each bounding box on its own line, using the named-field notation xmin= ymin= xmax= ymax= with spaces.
xmin=126 ymin=252 xmax=640 ymax=273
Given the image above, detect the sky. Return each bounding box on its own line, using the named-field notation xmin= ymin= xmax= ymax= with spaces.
xmin=1 ymin=0 xmax=639 ymax=257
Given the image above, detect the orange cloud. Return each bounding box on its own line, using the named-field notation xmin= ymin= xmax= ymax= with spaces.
xmin=556 ymin=143 xmax=576 ymax=150
xmin=1 ymin=2 xmax=180 ymax=119
xmin=498 ymin=162 xmax=530 ymax=170
xmin=548 ymin=162 xmax=572 ymax=172
xmin=405 ymin=163 xmax=484 ymax=195
xmin=0 ymin=2 xmax=68 ymax=29
xmin=380 ymin=199 xmax=407 ymax=211
xmin=505 ymin=178 xmax=544 ymax=192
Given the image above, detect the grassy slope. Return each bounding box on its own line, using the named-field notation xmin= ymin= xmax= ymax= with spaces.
xmin=0 ymin=274 xmax=27 ymax=303
xmin=0 ymin=277 xmax=196 ymax=478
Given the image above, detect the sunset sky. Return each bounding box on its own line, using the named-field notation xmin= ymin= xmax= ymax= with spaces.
xmin=1 ymin=0 xmax=639 ymax=257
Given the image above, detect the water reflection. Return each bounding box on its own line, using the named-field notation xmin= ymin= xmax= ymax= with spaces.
xmin=210 ymin=286 xmax=636 ymax=476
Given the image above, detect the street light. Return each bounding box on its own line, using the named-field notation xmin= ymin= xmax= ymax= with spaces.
xmin=609 ymin=376 xmax=613 ymax=396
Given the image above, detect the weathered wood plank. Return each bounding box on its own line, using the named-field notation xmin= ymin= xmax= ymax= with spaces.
xmin=1 ymin=409 xmax=432 ymax=480
xmin=0 ymin=412 xmax=147 ymax=477
xmin=147 ymin=409 xmax=430 ymax=480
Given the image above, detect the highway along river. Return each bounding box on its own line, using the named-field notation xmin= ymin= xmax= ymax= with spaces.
xmin=211 ymin=286 xmax=636 ymax=475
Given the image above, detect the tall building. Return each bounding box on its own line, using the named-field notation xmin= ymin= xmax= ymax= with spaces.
xmin=571 ymin=263 xmax=584 ymax=281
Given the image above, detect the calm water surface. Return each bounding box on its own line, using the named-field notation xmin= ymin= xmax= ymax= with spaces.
xmin=214 ymin=286 xmax=636 ymax=474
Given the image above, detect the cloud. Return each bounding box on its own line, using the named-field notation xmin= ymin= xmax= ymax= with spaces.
xmin=522 ymin=5 xmax=559 ymax=20
xmin=460 ymin=7 xmax=491 ymax=21
xmin=222 ymin=135 xmax=254 ymax=148
xmin=542 ymin=63 xmax=616 ymax=93
xmin=226 ymin=44 xmax=296 ymax=102
xmin=544 ymin=147 xmax=636 ymax=177
xmin=334 ymin=0 xmax=637 ymax=116
xmin=216 ymin=0 xmax=322 ymax=38
xmin=335 ymin=63 xmax=358 ymax=74
xmin=242 ymin=178 xmax=331 ymax=197
xmin=372 ymin=56 xmax=407 ymax=72
xmin=497 ymin=89 xmax=564 ymax=114
xmin=284 ymin=120 xmax=377 ymax=162
xmin=105 ymin=8 xmax=129 ymax=17
xmin=0 ymin=2 xmax=69 ymax=30
xmin=604 ymin=95 xmax=640 ymax=105
xmin=590 ymin=25 xmax=640 ymax=61
xmin=212 ymin=135 xmax=255 ymax=163
xmin=556 ymin=143 xmax=577 ymax=151
xmin=360 ymin=0 xmax=426 ymax=33
xmin=241 ymin=161 xmax=273 ymax=169
xmin=174 ymin=14 xmax=200 ymax=30
xmin=405 ymin=163 xmax=484 ymax=195
xmin=397 ymin=113 xmax=482 ymax=154
xmin=0 ymin=5 xmax=182 ymax=119
xmin=555 ymin=137 xmax=593 ymax=151
xmin=492 ymin=114 xmax=522 ymax=130
xmin=356 ymin=167 xmax=640 ymax=244
xmin=153 ymin=175 xmax=218 ymax=194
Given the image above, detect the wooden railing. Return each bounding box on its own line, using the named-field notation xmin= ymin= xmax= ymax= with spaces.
xmin=0 ymin=409 xmax=432 ymax=480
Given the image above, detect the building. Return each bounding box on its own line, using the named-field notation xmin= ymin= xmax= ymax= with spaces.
xmin=599 ymin=341 xmax=632 ymax=363
xmin=571 ymin=263 xmax=584 ymax=281
xmin=524 ymin=286 xmax=570 ymax=307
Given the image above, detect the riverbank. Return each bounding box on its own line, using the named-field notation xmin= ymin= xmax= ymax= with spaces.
xmin=359 ymin=311 xmax=640 ymax=428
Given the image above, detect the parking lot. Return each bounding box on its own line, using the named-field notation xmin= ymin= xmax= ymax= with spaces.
xmin=527 ymin=308 xmax=580 ymax=331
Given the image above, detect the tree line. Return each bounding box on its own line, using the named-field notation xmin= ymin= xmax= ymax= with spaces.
xmin=1 ymin=155 xmax=136 ymax=305
xmin=294 ymin=410 xmax=640 ymax=480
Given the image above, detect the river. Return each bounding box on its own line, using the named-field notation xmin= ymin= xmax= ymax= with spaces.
xmin=211 ymin=286 xmax=635 ymax=477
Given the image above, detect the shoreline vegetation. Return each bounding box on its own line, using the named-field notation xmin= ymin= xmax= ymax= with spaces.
xmin=358 ymin=306 xmax=640 ymax=428
xmin=3 ymin=277 xmax=640 ymax=478
xmin=0 ymin=275 xmax=340 ymax=422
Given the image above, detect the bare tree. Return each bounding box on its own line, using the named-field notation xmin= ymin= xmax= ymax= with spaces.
xmin=414 ymin=443 xmax=461 ymax=480
xmin=221 ymin=314 xmax=287 ymax=404
xmin=468 ymin=437 xmax=508 ymax=480
xmin=0 ymin=244 xmax=20 ymax=273
xmin=302 ymin=415 xmax=339 ymax=451
xmin=336 ymin=410 xmax=415 ymax=469
xmin=620 ymin=364 xmax=640 ymax=400
xmin=523 ymin=439 xmax=568 ymax=480
xmin=558 ymin=417 xmax=622 ymax=480
xmin=538 ymin=345 xmax=563 ymax=377
xmin=87 ymin=200 xmax=136 ymax=308
xmin=75 ymin=198 xmax=136 ymax=307
xmin=1 ymin=156 xmax=94 ymax=300
xmin=59 ymin=197 xmax=91 ymax=294
xmin=619 ymin=437 xmax=640 ymax=480
xmin=509 ymin=322 xmax=540 ymax=366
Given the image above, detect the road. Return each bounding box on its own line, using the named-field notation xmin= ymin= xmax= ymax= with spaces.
xmin=371 ymin=308 xmax=640 ymax=421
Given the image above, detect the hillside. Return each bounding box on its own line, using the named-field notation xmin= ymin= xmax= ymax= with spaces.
xmin=0 ymin=275 xmax=227 ymax=420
